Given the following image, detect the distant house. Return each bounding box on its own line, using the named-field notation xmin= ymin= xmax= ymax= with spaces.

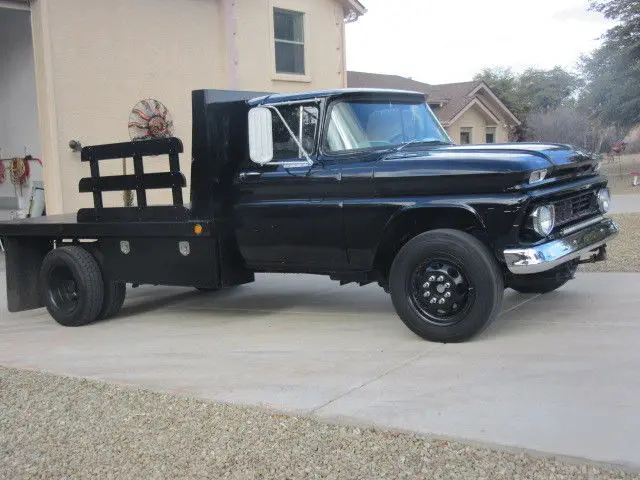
xmin=347 ymin=71 xmax=520 ymax=145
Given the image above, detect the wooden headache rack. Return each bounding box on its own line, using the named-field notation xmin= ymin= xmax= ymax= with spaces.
xmin=77 ymin=137 xmax=188 ymax=222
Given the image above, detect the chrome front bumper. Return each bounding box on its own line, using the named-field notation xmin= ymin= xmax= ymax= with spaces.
xmin=503 ymin=216 xmax=619 ymax=275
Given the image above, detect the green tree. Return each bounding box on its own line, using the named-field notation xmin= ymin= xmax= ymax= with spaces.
xmin=475 ymin=66 xmax=583 ymax=141
xmin=474 ymin=66 xmax=582 ymax=118
xmin=591 ymin=0 xmax=640 ymax=56
xmin=580 ymin=0 xmax=640 ymax=129
xmin=518 ymin=67 xmax=583 ymax=113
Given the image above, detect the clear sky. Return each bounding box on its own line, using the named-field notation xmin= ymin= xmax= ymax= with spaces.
xmin=345 ymin=0 xmax=615 ymax=84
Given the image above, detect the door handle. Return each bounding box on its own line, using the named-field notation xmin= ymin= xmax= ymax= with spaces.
xmin=239 ymin=171 xmax=262 ymax=180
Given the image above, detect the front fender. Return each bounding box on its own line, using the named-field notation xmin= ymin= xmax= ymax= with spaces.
xmin=384 ymin=202 xmax=486 ymax=232
xmin=372 ymin=203 xmax=487 ymax=277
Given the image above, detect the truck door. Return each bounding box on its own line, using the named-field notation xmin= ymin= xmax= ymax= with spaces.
xmin=234 ymin=102 xmax=348 ymax=270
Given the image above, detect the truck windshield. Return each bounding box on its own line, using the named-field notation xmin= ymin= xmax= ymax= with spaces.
xmin=323 ymin=100 xmax=451 ymax=154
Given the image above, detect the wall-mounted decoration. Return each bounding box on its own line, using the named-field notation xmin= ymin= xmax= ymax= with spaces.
xmin=128 ymin=98 xmax=174 ymax=141
xmin=8 ymin=157 xmax=30 ymax=187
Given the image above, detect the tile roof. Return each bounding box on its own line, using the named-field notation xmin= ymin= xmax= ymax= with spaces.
xmin=347 ymin=71 xmax=488 ymax=124
xmin=426 ymin=81 xmax=481 ymax=124
xmin=346 ymin=71 xmax=433 ymax=96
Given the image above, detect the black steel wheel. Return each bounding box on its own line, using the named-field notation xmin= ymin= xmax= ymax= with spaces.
xmin=40 ymin=246 xmax=104 ymax=327
xmin=390 ymin=229 xmax=503 ymax=343
xmin=409 ymin=260 xmax=474 ymax=326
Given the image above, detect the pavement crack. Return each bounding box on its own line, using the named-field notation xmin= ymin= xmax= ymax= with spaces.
xmin=309 ymin=345 xmax=443 ymax=415
xmin=499 ymin=294 xmax=542 ymax=316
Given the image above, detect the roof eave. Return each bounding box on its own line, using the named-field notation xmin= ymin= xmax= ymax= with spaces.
xmin=471 ymin=82 xmax=521 ymax=126
xmin=341 ymin=0 xmax=367 ymax=21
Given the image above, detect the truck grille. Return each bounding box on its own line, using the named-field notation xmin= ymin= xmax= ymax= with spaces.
xmin=554 ymin=191 xmax=599 ymax=226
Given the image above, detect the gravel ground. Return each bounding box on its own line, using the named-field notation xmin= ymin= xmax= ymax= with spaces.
xmin=1 ymin=367 xmax=638 ymax=480
xmin=579 ymin=213 xmax=640 ymax=273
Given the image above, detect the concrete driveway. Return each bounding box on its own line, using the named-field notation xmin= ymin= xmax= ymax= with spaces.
xmin=1 ymin=261 xmax=639 ymax=469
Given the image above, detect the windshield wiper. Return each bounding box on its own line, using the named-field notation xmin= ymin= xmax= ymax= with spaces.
xmin=394 ymin=139 xmax=451 ymax=152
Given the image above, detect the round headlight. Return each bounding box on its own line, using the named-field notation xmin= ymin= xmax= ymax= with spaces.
xmin=597 ymin=188 xmax=610 ymax=213
xmin=531 ymin=204 xmax=555 ymax=236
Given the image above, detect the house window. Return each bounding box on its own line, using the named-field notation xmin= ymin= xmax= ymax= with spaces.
xmin=485 ymin=126 xmax=496 ymax=144
xmin=460 ymin=127 xmax=472 ymax=144
xmin=274 ymin=8 xmax=305 ymax=75
xmin=272 ymin=104 xmax=319 ymax=161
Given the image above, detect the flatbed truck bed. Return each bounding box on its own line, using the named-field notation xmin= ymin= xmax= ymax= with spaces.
xmin=0 ymin=211 xmax=212 ymax=238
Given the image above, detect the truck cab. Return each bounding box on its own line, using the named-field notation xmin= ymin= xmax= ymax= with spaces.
xmin=0 ymin=88 xmax=618 ymax=343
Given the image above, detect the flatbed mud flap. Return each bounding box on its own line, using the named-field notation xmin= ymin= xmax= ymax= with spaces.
xmin=2 ymin=237 xmax=52 ymax=312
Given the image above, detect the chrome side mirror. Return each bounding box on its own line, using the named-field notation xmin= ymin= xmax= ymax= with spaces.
xmin=248 ymin=107 xmax=274 ymax=165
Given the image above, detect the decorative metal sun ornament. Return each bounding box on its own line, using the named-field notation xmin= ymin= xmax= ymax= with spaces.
xmin=128 ymin=98 xmax=174 ymax=141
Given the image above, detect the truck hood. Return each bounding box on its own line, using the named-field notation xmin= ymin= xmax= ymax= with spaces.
xmin=375 ymin=142 xmax=601 ymax=195
xmin=382 ymin=142 xmax=597 ymax=172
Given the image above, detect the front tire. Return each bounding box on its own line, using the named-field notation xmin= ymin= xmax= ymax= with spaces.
xmin=40 ymin=246 xmax=104 ymax=327
xmin=389 ymin=229 xmax=503 ymax=343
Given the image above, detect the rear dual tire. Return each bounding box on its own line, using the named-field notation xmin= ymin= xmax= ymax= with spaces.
xmin=389 ymin=229 xmax=503 ymax=343
xmin=101 ymin=281 xmax=127 ymax=319
xmin=40 ymin=246 xmax=126 ymax=327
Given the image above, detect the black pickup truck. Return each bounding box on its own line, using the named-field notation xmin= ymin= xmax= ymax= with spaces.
xmin=0 ymin=88 xmax=618 ymax=342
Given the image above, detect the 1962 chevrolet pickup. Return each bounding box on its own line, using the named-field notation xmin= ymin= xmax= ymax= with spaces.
xmin=0 ymin=88 xmax=618 ymax=342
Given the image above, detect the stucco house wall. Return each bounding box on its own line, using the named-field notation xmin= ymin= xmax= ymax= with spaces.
xmin=447 ymin=105 xmax=510 ymax=144
xmin=234 ymin=0 xmax=348 ymax=93
xmin=31 ymin=0 xmax=228 ymax=211
xmin=25 ymin=0 xmax=360 ymax=214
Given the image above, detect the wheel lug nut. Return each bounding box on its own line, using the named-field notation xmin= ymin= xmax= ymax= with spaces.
xmin=430 ymin=297 xmax=437 ymax=304
xmin=444 ymin=292 xmax=451 ymax=298
xmin=438 ymin=298 xmax=446 ymax=305
xmin=437 ymin=275 xmax=444 ymax=282
xmin=423 ymin=282 xmax=430 ymax=288
xmin=428 ymin=276 xmax=436 ymax=282
xmin=444 ymin=282 xmax=451 ymax=289
xmin=423 ymin=291 xmax=431 ymax=297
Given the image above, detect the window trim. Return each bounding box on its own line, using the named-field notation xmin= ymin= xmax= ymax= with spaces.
xmin=485 ymin=125 xmax=497 ymax=144
xmin=264 ymin=101 xmax=321 ymax=167
xmin=459 ymin=126 xmax=473 ymax=144
xmin=269 ymin=2 xmax=312 ymax=82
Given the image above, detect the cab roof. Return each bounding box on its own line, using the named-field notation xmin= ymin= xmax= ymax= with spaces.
xmin=248 ymin=88 xmax=426 ymax=106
